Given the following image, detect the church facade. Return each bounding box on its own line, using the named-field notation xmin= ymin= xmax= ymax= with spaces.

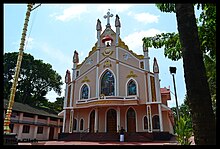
xmin=60 ymin=11 xmax=174 ymax=136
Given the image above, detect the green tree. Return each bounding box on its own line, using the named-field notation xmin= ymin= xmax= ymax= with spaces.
xmin=3 ymin=52 xmax=63 ymax=107
xmin=171 ymin=95 xmax=192 ymax=134
xmin=53 ymin=97 xmax=64 ymax=112
xmin=44 ymin=97 xmax=64 ymax=113
xmin=143 ymin=4 xmax=216 ymax=145
xmin=175 ymin=116 xmax=193 ymax=145
xmin=143 ymin=4 xmax=216 ymax=115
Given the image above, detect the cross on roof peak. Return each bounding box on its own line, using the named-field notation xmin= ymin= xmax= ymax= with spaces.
xmin=104 ymin=9 xmax=113 ymax=28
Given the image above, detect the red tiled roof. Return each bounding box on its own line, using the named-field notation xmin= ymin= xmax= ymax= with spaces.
xmin=160 ymin=87 xmax=170 ymax=94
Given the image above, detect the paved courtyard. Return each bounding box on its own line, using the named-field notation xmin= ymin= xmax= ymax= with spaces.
xmin=17 ymin=136 xmax=194 ymax=145
xmin=18 ymin=141 xmax=178 ymax=145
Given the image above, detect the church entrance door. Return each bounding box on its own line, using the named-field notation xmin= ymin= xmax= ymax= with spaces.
xmin=107 ymin=109 xmax=117 ymax=133
xmin=127 ymin=108 xmax=136 ymax=132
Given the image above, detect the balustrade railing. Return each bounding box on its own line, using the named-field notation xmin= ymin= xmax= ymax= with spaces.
xmin=77 ymin=95 xmax=139 ymax=104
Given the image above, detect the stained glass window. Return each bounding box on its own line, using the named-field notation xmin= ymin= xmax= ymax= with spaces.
xmin=127 ymin=80 xmax=137 ymax=95
xmin=81 ymin=84 xmax=89 ymax=99
xmin=101 ymin=70 xmax=115 ymax=96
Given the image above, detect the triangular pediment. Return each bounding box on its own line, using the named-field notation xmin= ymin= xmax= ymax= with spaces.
xmin=100 ymin=27 xmax=116 ymax=40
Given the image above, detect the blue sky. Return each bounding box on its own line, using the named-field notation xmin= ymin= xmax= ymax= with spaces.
xmin=4 ymin=4 xmax=202 ymax=108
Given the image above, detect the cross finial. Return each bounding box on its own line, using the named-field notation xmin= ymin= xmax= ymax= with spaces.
xmin=104 ymin=9 xmax=113 ymax=28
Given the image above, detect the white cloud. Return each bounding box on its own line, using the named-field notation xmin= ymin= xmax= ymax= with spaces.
xmin=39 ymin=42 xmax=72 ymax=64
xmin=128 ymin=12 xmax=159 ymax=24
xmin=123 ymin=28 xmax=162 ymax=54
xmin=54 ymin=5 xmax=88 ymax=22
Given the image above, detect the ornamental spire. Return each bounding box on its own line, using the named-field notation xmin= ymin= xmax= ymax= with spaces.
xmin=153 ymin=57 xmax=159 ymax=73
xmin=73 ymin=50 xmax=79 ymax=64
xmin=115 ymin=14 xmax=121 ymax=27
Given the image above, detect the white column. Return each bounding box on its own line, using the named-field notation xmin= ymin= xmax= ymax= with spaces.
xmin=96 ymin=50 xmax=100 ymax=97
xmin=62 ymin=83 xmax=68 ymax=133
xmin=154 ymin=73 xmax=161 ymax=102
xmin=62 ymin=110 xmax=66 ymax=133
xmin=116 ymin=28 xmax=119 ymax=46
xmin=144 ymin=55 xmax=150 ymax=71
xmin=96 ymin=67 xmax=99 ymax=97
xmin=72 ymin=63 xmax=77 ymax=81
xmin=69 ymin=83 xmax=73 ymax=107
xmin=69 ymin=110 xmax=74 ymax=133
xmin=147 ymin=105 xmax=152 ymax=133
xmin=97 ymin=31 xmax=101 ymax=47
xmin=158 ymin=104 xmax=163 ymax=131
xmin=95 ymin=108 xmax=99 ymax=132
xmin=116 ymin=47 xmax=119 ymax=96
xmin=116 ymin=64 xmax=119 ymax=96
xmin=148 ymin=75 xmax=152 ymax=102
xmin=64 ymin=84 xmax=68 ymax=107
xmin=96 ymin=49 xmax=100 ymax=98
xmin=144 ymin=73 xmax=148 ymax=103
xmin=117 ymin=107 xmax=120 ymax=132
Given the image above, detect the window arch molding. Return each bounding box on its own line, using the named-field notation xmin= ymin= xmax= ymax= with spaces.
xmin=99 ymin=68 xmax=116 ymax=96
xmin=125 ymin=78 xmax=139 ymax=96
xmin=79 ymin=83 xmax=90 ymax=100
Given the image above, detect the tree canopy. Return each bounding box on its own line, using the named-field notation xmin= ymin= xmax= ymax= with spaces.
xmin=143 ymin=3 xmax=216 ymax=145
xmin=4 ymin=52 xmax=63 ymax=108
xmin=143 ymin=3 xmax=216 ymax=114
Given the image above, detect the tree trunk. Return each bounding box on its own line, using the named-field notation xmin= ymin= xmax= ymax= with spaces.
xmin=175 ymin=4 xmax=216 ymax=145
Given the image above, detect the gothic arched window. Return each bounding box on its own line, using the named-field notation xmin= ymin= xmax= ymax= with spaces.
xmin=127 ymin=80 xmax=137 ymax=95
xmin=80 ymin=119 xmax=84 ymax=131
xmin=144 ymin=116 xmax=148 ymax=130
xmin=73 ymin=118 xmax=77 ymax=131
xmin=152 ymin=115 xmax=160 ymax=129
xmin=81 ymin=84 xmax=89 ymax=99
xmin=101 ymin=70 xmax=115 ymax=96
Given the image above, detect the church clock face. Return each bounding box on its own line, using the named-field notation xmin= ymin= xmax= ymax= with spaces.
xmin=102 ymin=47 xmax=114 ymax=57
xmin=104 ymin=48 xmax=111 ymax=55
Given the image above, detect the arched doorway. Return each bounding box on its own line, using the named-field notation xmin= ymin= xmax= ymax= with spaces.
xmin=89 ymin=110 xmax=95 ymax=133
xmin=127 ymin=108 xmax=136 ymax=132
xmin=107 ymin=109 xmax=117 ymax=133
